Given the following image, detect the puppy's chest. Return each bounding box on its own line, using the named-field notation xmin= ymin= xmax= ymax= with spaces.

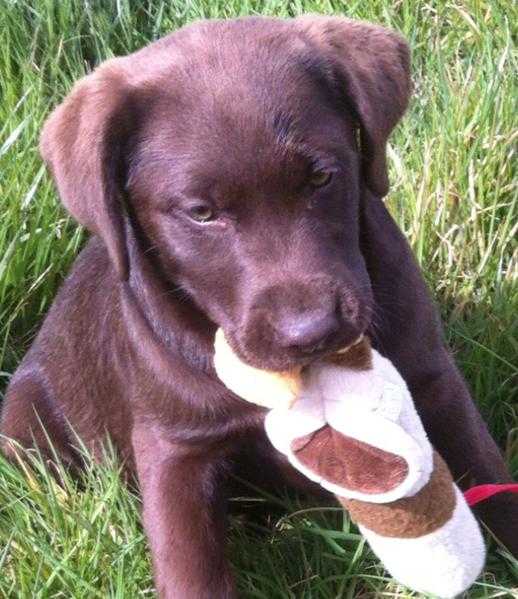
xmin=130 ymin=376 xmax=267 ymax=445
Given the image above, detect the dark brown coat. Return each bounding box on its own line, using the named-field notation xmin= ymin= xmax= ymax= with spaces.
xmin=2 ymin=16 xmax=516 ymax=598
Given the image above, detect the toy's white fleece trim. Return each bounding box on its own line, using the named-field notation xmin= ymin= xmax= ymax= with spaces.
xmin=264 ymin=395 xmax=325 ymax=456
xmin=359 ymin=487 xmax=486 ymax=598
xmin=213 ymin=328 xmax=298 ymax=409
xmin=266 ymin=406 xmax=432 ymax=502
xmin=265 ymin=349 xmax=434 ymax=502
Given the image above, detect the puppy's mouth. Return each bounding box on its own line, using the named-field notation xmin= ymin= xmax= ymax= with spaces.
xmin=335 ymin=334 xmax=364 ymax=353
xmin=224 ymin=329 xmax=366 ymax=372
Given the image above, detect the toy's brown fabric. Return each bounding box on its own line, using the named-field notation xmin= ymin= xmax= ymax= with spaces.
xmin=291 ymin=426 xmax=409 ymax=493
xmin=341 ymin=452 xmax=456 ymax=537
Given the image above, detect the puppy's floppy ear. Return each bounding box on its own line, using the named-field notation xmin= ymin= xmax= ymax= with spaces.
xmin=296 ymin=16 xmax=411 ymax=197
xmin=40 ymin=62 xmax=136 ymax=280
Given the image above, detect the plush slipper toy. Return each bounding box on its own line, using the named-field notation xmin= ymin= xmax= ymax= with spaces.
xmin=214 ymin=330 xmax=486 ymax=598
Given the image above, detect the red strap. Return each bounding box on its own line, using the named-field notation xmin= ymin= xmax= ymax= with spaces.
xmin=464 ymin=483 xmax=518 ymax=506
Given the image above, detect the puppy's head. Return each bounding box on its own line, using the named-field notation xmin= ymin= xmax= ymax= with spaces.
xmin=41 ymin=16 xmax=410 ymax=370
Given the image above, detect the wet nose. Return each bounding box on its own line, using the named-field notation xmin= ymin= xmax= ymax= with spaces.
xmin=276 ymin=309 xmax=340 ymax=353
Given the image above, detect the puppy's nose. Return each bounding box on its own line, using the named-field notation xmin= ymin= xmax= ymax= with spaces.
xmin=276 ymin=310 xmax=340 ymax=353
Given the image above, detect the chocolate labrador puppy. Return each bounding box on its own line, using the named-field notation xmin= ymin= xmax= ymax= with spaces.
xmin=1 ymin=15 xmax=517 ymax=598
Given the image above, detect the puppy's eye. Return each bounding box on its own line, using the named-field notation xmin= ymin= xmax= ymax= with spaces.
xmin=188 ymin=203 xmax=214 ymax=223
xmin=309 ymin=170 xmax=332 ymax=188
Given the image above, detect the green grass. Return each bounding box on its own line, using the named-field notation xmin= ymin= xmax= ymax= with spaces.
xmin=0 ymin=0 xmax=516 ymax=596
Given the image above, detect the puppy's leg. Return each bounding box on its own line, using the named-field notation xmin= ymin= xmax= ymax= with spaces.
xmin=132 ymin=427 xmax=236 ymax=599
xmin=361 ymin=193 xmax=518 ymax=555
xmin=1 ymin=369 xmax=77 ymax=468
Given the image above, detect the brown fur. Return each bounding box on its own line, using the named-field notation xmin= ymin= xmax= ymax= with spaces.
xmin=1 ymin=16 xmax=517 ymax=598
